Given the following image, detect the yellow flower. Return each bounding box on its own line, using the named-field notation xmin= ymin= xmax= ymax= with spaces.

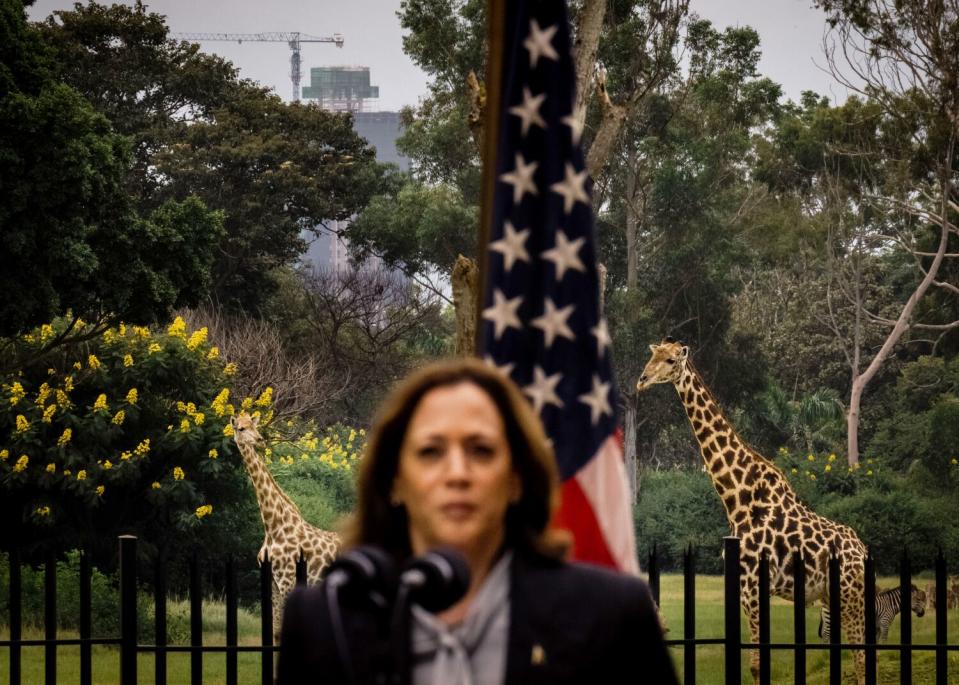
xmin=120 ymin=451 xmax=131 ymax=461
xmin=118 ymin=322 xmax=126 ymax=337
xmin=123 ymin=354 xmax=134 ymax=367
xmin=96 ymin=485 xmax=105 ymax=496
xmin=255 ymin=387 xmax=273 ymax=407
xmin=77 ymin=470 xmax=87 ymax=480
xmin=810 ymin=473 xmax=817 ymax=481
xmin=173 ymin=466 xmax=185 ymax=480
xmin=93 ymin=394 xmax=108 ymax=412
xmin=40 ymin=324 xmax=55 ymax=342
xmin=824 ymin=464 xmax=832 ymax=473
xmin=186 ymin=327 xmax=208 ymax=350
xmin=211 ymin=388 xmax=230 ymax=416
xmin=134 ymin=439 xmax=150 ymax=456
xmin=15 ymin=415 xmax=29 ymax=433
xmin=63 ymin=376 xmax=74 ymax=392
xmin=195 ymin=504 xmax=213 ymax=519
xmin=866 ymin=469 xmax=873 ymax=476
xmin=103 ymin=329 xmax=116 ymax=344
xmin=132 ymin=325 xmax=150 ymax=340
xmin=13 ymin=455 xmax=29 ymax=472
xmin=45 ymin=463 xmax=55 ymax=473
xmin=223 ymin=362 xmax=238 ymax=376
xmin=193 ymin=412 xmax=205 ymax=425
xmin=112 ymin=410 xmax=125 ymax=426
xmin=36 ymin=506 xmax=51 ymax=517
xmin=0 ymin=449 xmax=8 ymax=461
xmin=56 ymin=390 xmax=71 ymax=409
xmin=103 ymin=460 xmax=113 ymax=470
xmin=241 ymin=397 xmax=253 ymax=411
xmin=63 ymin=469 xmax=71 ymax=476
xmin=151 ymin=481 xmax=161 ymax=489
xmin=791 ymin=467 xmax=798 ymax=474
xmin=42 ymin=404 xmax=56 ymax=422
xmin=807 ymin=454 xmax=815 ymax=461
xmin=88 ymin=354 xmax=101 ymax=370
xmin=73 ymin=361 xmax=82 ymax=371
xmin=180 ymin=418 xmax=191 ymax=432
xmin=9 ymin=381 xmax=25 ymax=405
xmin=148 ymin=343 xmax=162 ymax=355
xmin=828 ymin=453 xmax=836 ymax=462
xmin=223 ymin=423 xmax=234 ymax=437
xmin=208 ymin=448 xmax=218 ymax=459
xmin=951 ymin=458 xmax=958 ymax=465
xmin=207 ymin=346 xmax=219 ymax=360
xmin=126 ymin=388 xmax=138 ymax=405
xmin=167 ymin=316 xmax=187 ymax=338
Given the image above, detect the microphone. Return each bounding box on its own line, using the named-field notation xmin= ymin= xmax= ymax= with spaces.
xmin=399 ymin=547 xmax=471 ymax=613
xmin=324 ymin=545 xmax=397 ymax=610
xmin=323 ymin=546 xmax=397 ymax=684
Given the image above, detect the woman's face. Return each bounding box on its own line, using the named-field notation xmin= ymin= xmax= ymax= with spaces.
xmin=392 ymin=381 xmax=521 ymax=561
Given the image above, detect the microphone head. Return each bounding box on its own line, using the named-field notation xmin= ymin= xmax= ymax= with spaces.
xmin=400 ymin=547 xmax=471 ymax=613
xmin=324 ymin=545 xmax=397 ymax=608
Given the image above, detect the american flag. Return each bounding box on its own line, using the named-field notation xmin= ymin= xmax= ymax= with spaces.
xmin=479 ymin=0 xmax=638 ymax=573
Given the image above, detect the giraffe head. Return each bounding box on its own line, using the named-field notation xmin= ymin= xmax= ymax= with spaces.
xmin=231 ymin=412 xmax=264 ymax=448
xmin=636 ymin=337 xmax=689 ymax=392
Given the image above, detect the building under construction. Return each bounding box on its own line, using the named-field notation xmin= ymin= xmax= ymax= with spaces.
xmin=301 ymin=66 xmax=379 ymax=112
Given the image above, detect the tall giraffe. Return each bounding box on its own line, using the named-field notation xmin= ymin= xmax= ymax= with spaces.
xmin=231 ymin=412 xmax=340 ymax=639
xmin=638 ymin=338 xmax=869 ymax=684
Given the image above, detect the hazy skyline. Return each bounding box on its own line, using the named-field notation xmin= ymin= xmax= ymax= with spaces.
xmin=28 ymin=1 xmax=845 ymax=111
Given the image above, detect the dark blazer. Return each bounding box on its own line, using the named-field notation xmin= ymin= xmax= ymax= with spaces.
xmin=277 ymin=550 xmax=678 ymax=684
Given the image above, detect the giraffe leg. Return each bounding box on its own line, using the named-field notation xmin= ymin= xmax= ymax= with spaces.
xmin=841 ymin=597 xmax=867 ymax=685
xmin=272 ymin=583 xmax=285 ymax=644
xmin=742 ymin=578 xmax=761 ymax=685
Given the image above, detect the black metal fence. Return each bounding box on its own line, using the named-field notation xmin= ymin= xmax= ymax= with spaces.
xmin=2 ymin=534 xmax=957 ymax=684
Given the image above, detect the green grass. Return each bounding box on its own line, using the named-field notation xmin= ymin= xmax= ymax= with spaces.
xmin=2 ymin=576 xmax=958 ymax=683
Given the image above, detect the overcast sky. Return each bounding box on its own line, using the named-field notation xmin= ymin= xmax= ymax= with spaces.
xmin=27 ymin=0 xmax=846 ymax=111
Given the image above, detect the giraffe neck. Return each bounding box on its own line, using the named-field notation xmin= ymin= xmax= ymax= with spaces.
xmin=674 ymin=361 xmax=762 ymax=517
xmin=237 ymin=442 xmax=303 ymax=534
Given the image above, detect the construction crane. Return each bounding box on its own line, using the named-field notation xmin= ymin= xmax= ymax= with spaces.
xmin=172 ymin=32 xmax=344 ymax=102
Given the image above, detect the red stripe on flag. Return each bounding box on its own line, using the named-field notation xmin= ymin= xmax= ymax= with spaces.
xmin=554 ymin=477 xmax=618 ymax=569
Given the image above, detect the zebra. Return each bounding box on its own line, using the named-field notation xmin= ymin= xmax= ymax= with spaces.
xmin=819 ymin=584 xmax=926 ymax=643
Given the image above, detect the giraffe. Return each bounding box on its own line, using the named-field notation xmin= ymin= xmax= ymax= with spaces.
xmin=637 ymin=338 xmax=870 ymax=684
xmin=231 ymin=412 xmax=340 ymax=640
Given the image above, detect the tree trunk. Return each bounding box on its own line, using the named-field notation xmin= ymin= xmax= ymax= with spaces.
xmin=571 ymin=0 xmax=607 ymax=130
xmin=624 ymin=153 xmax=639 ymax=290
xmin=624 ymin=397 xmax=638 ymax=503
xmin=452 ymin=254 xmax=479 ymax=356
xmin=847 ymin=376 xmax=863 ymax=465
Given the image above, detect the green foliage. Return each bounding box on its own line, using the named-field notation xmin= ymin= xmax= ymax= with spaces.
xmin=0 ymin=316 xmax=260 ymax=563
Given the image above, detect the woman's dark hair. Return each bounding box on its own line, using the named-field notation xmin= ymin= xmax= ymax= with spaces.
xmin=345 ymin=357 xmax=569 ymax=560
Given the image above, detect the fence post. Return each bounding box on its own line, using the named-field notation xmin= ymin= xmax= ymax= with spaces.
xmin=226 ymin=556 xmax=238 ymax=685
xmin=9 ymin=546 xmax=21 ymax=685
xmin=899 ymin=552 xmax=911 ymax=685
xmin=119 ymin=535 xmax=137 ymax=685
xmin=724 ymin=536 xmax=741 ymax=685
xmin=864 ymin=551 xmax=876 ymax=685
xmin=935 ymin=550 xmax=947 ymax=685
xmin=261 ymin=552 xmax=274 ymax=685
xmin=828 ymin=550 xmax=841 ymax=685
xmin=80 ymin=550 xmax=92 ymax=685
xmin=155 ymin=551 xmax=167 ymax=685
xmin=793 ymin=551 xmax=805 ymax=685
xmin=190 ymin=549 xmax=203 ymax=685
xmin=758 ymin=551 xmax=770 ymax=685
xmin=648 ymin=545 xmax=660 ymax=606
xmin=683 ymin=545 xmax=696 ymax=685
xmin=44 ymin=550 xmax=57 ymax=685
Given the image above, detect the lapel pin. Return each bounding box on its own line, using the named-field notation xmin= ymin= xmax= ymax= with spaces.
xmin=531 ymin=644 xmax=546 ymax=665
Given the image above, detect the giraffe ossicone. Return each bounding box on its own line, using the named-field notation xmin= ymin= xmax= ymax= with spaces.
xmin=638 ymin=338 xmax=871 ymax=685
xmin=231 ymin=411 xmax=340 ymax=641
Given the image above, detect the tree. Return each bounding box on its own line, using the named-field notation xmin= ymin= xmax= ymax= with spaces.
xmin=811 ymin=0 xmax=959 ymax=463
xmin=0 ymin=0 xmax=222 ymax=341
xmin=37 ymin=1 xmax=387 ymax=310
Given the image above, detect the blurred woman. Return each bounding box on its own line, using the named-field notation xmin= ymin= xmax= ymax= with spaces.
xmin=278 ymin=357 xmax=676 ymax=684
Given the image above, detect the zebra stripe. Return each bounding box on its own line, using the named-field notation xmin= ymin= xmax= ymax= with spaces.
xmin=818 ymin=584 xmax=926 ymax=643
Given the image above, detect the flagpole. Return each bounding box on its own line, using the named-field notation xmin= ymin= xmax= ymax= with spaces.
xmin=475 ymin=0 xmax=507 ymax=355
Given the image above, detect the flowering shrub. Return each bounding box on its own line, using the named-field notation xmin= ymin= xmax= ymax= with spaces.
xmin=774 ymin=447 xmax=895 ymax=497
xmin=0 ymin=316 xmax=261 ymax=553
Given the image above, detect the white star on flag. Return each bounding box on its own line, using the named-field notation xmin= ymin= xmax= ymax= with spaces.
xmin=590 ymin=318 xmax=612 ymax=358
xmin=523 ymin=19 xmax=559 ymax=68
xmin=499 ymin=153 xmax=539 ymax=205
xmin=531 ymin=298 xmax=576 ymax=348
xmin=482 ymin=289 xmax=523 ymax=340
xmin=561 ymin=112 xmax=584 ymax=145
xmin=524 ymin=366 xmax=564 ymax=413
xmin=578 ymin=374 xmax=612 ymax=425
xmin=550 ymin=162 xmax=590 ymax=214
xmin=509 ymin=87 xmax=547 ymax=137
xmin=541 ymin=229 xmax=586 ymax=281
xmin=489 ymin=220 xmax=531 ymax=271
